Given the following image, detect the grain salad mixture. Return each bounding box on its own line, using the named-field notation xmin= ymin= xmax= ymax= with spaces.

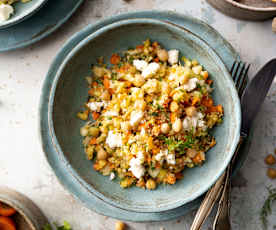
xmin=77 ymin=40 xmax=224 ymax=190
xmin=0 ymin=0 xmax=31 ymax=22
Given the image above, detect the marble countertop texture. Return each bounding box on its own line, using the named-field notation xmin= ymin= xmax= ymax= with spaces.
xmin=1 ymin=0 xmax=276 ymax=229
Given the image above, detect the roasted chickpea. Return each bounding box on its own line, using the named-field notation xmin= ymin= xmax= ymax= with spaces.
xmin=157 ymin=49 xmax=169 ymax=62
xmin=170 ymin=101 xmax=179 ymax=112
xmin=265 ymin=154 xmax=276 ymax=165
xmin=172 ymin=118 xmax=182 ymax=133
xmin=115 ymin=221 xmax=126 ymax=230
xmin=267 ymin=168 xmax=276 ymax=179
xmin=97 ymin=146 xmax=108 ymax=160
xmin=133 ymin=74 xmax=145 ymax=87
xmin=161 ymin=123 xmax=170 ymax=134
xmin=88 ymin=127 xmax=100 ymax=137
xmin=185 ymin=106 xmax=197 ymax=117
xmin=146 ymin=179 xmax=157 ymax=190
xmin=186 ymin=149 xmax=197 ymax=158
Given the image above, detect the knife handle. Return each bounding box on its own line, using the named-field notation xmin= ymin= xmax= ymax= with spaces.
xmin=190 ymin=135 xmax=246 ymax=230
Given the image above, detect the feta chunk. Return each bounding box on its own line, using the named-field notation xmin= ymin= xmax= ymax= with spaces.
xmin=166 ymin=153 xmax=176 ymax=165
xmin=143 ymin=79 xmax=159 ymax=94
xmin=87 ymin=101 xmax=106 ymax=112
xmin=142 ymin=62 xmax=160 ymax=78
xmin=130 ymin=110 xmax=144 ymax=127
xmin=168 ymin=50 xmax=179 ymax=65
xmin=104 ymin=110 xmax=118 ymax=117
xmin=183 ymin=112 xmax=206 ymax=131
xmin=0 ymin=4 xmax=13 ymax=22
xmin=129 ymin=157 xmax=145 ymax=179
xmin=110 ymin=172 xmax=116 ymax=180
xmin=106 ymin=131 xmax=123 ymax=148
xmin=133 ymin=59 xmax=148 ymax=71
xmin=183 ymin=78 xmax=199 ymax=92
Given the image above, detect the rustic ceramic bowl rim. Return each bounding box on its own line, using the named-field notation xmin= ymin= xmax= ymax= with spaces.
xmin=0 ymin=197 xmax=36 ymax=230
xmin=0 ymin=0 xmax=48 ymax=29
xmin=226 ymin=0 xmax=276 ymax=11
xmin=48 ymin=18 xmax=241 ymax=213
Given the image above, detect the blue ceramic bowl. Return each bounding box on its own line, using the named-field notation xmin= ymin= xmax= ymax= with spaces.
xmin=0 ymin=0 xmax=47 ymax=29
xmin=48 ymin=18 xmax=241 ymax=213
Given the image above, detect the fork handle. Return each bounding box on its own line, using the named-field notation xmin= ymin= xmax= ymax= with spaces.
xmin=190 ymin=135 xmax=246 ymax=230
xmin=190 ymin=171 xmax=226 ymax=230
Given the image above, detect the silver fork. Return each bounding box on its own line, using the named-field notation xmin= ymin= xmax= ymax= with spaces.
xmin=190 ymin=61 xmax=250 ymax=230
xmin=212 ymin=61 xmax=250 ymax=230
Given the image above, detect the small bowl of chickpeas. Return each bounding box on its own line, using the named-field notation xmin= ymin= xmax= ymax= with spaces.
xmin=0 ymin=186 xmax=49 ymax=230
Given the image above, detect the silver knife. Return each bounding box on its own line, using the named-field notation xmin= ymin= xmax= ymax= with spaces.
xmin=191 ymin=59 xmax=276 ymax=230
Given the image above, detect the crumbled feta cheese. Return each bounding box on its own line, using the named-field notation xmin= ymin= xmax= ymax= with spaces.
xmin=166 ymin=153 xmax=176 ymax=165
xmin=137 ymin=151 xmax=145 ymax=163
xmin=133 ymin=59 xmax=148 ymax=71
xmin=140 ymin=127 xmax=146 ymax=136
xmin=130 ymin=110 xmax=144 ymax=127
xmin=143 ymin=79 xmax=159 ymax=94
xmin=0 ymin=4 xmax=14 ymax=22
xmin=104 ymin=110 xmax=118 ymax=117
xmin=110 ymin=172 xmax=116 ymax=180
xmin=183 ymin=78 xmax=199 ymax=92
xmin=87 ymin=101 xmax=106 ymax=112
xmin=168 ymin=73 xmax=177 ymax=81
xmin=192 ymin=65 xmax=203 ymax=75
xmin=182 ymin=112 xmax=206 ymax=131
xmin=155 ymin=149 xmax=175 ymax=165
xmin=106 ymin=131 xmax=123 ymax=148
xmin=142 ymin=62 xmax=160 ymax=78
xmin=168 ymin=50 xmax=179 ymax=65
xmin=129 ymin=157 xmax=145 ymax=179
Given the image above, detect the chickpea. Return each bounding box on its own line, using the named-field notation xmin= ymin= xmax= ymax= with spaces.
xmin=265 ymin=154 xmax=276 ymax=165
xmin=172 ymin=118 xmax=182 ymax=133
xmin=161 ymin=123 xmax=170 ymax=134
xmin=133 ymin=74 xmax=145 ymax=87
xmin=152 ymin=126 xmax=160 ymax=136
xmin=187 ymin=148 xmax=197 ymax=158
xmin=170 ymin=101 xmax=179 ymax=112
xmin=191 ymin=59 xmax=198 ymax=66
xmin=101 ymin=90 xmax=111 ymax=100
xmin=115 ymin=221 xmax=126 ymax=230
xmin=135 ymin=99 xmax=146 ymax=111
xmin=157 ymin=49 xmax=169 ymax=62
xmin=96 ymin=146 xmax=108 ymax=160
xmin=88 ymin=127 xmax=100 ymax=137
xmin=146 ymin=179 xmax=157 ymax=190
xmin=180 ymin=72 xmax=190 ymax=84
xmin=267 ymin=168 xmax=276 ymax=179
xmin=80 ymin=127 xmax=89 ymax=137
xmin=185 ymin=106 xmax=197 ymax=117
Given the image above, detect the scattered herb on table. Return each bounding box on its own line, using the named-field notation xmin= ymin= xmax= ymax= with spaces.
xmin=43 ymin=221 xmax=72 ymax=230
xmin=260 ymin=186 xmax=276 ymax=229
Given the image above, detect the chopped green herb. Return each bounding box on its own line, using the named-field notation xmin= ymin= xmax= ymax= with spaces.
xmin=260 ymin=186 xmax=276 ymax=230
xmin=111 ymin=72 xmax=118 ymax=80
xmin=43 ymin=221 xmax=72 ymax=230
xmin=107 ymin=116 xmax=112 ymax=120
xmin=150 ymin=112 xmax=159 ymax=116
xmin=95 ymin=79 xmax=103 ymax=85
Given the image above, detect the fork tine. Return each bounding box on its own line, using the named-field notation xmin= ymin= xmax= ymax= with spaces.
xmin=238 ymin=64 xmax=250 ymax=96
xmin=233 ymin=62 xmax=241 ymax=83
xmin=230 ymin=61 xmax=237 ymax=75
xmin=236 ymin=63 xmax=246 ymax=88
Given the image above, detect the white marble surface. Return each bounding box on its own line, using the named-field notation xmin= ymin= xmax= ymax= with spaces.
xmin=1 ymin=0 xmax=276 ymax=229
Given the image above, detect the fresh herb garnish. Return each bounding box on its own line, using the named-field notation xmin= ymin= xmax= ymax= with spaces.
xmin=111 ymin=72 xmax=118 ymax=80
xmin=95 ymin=78 xmax=103 ymax=85
xmin=260 ymin=186 xmax=276 ymax=230
xmin=43 ymin=221 xmax=72 ymax=230
xmin=150 ymin=112 xmax=159 ymax=116
xmin=160 ymin=132 xmax=195 ymax=153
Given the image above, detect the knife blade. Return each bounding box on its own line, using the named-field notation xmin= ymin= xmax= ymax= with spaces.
xmin=241 ymin=59 xmax=276 ymax=136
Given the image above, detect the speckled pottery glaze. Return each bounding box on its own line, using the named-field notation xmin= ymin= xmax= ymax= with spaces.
xmin=40 ymin=11 xmax=250 ymax=221
xmin=0 ymin=187 xmax=49 ymax=230
xmin=0 ymin=0 xmax=48 ymax=29
xmin=207 ymin=0 xmax=276 ymax=20
xmin=46 ymin=18 xmax=241 ymax=213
